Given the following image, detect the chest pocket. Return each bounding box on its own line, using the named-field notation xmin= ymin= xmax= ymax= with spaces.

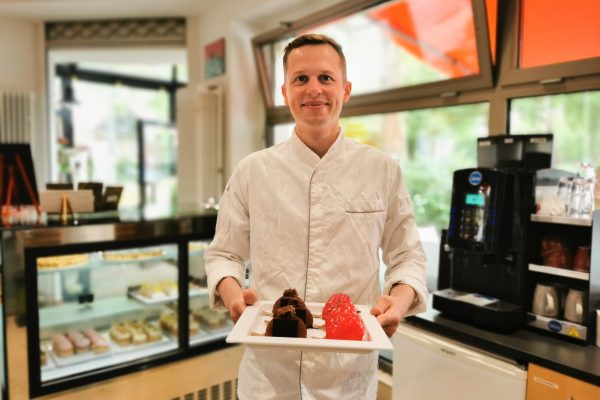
xmin=345 ymin=199 xmax=385 ymax=213
xmin=344 ymin=199 xmax=385 ymax=249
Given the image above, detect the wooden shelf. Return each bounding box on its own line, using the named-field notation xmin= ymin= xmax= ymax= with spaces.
xmin=528 ymin=264 xmax=589 ymax=281
xmin=530 ymin=214 xmax=592 ymax=226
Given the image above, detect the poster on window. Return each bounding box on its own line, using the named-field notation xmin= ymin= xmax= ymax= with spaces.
xmin=204 ymin=38 xmax=225 ymax=79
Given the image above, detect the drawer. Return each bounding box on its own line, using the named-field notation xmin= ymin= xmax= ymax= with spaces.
xmin=527 ymin=364 xmax=600 ymax=400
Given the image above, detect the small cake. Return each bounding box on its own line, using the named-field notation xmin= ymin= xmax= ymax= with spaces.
xmin=266 ymin=305 xmax=307 ymax=338
xmin=193 ymin=307 xmax=228 ymax=328
xmin=272 ymin=288 xmax=313 ymax=328
xmin=189 ymin=317 xmax=200 ymax=336
xmin=66 ymin=331 xmax=91 ymax=353
xmin=159 ymin=280 xmax=177 ymax=296
xmin=160 ymin=312 xmax=177 ymax=334
xmin=52 ymin=334 xmax=74 ymax=357
xmin=160 ymin=312 xmax=200 ymax=336
xmin=143 ymin=321 xmax=162 ymax=342
xmin=126 ymin=321 xmax=148 ymax=344
xmin=110 ymin=323 xmax=132 ymax=345
xmin=83 ymin=329 xmax=110 ymax=354
xmin=138 ymin=283 xmax=162 ymax=299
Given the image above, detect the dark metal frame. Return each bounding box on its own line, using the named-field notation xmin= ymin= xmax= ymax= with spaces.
xmin=2 ymin=215 xmax=223 ymax=398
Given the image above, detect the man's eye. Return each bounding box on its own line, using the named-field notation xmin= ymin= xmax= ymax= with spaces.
xmin=294 ymin=75 xmax=308 ymax=83
xmin=320 ymin=75 xmax=333 ymax=82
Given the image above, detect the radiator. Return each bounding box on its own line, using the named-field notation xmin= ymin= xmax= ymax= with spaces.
xmin=0 ymin=90 xmax=34 ymax=143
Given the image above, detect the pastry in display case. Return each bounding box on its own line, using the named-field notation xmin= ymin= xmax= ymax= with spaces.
xmin=188 ymin=240 xmax=233 ymax=346
xmin=1 ymin=214 xmax=221 ymax=399
xmin=37 ymin=244 xmax=180 ymax=383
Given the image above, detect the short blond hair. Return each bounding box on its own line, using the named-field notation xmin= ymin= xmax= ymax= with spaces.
xmin=282 ymin=33 xmax=347 ymax=80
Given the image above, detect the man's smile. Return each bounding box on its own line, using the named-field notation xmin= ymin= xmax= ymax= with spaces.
xmin=302 ymin=100 xmax=329 ymax=107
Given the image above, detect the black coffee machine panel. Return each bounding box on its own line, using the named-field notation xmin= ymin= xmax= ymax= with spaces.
xmin=433 ymin=134 xmax=553 ymax=333
xmin=447 ymin=168 xmax=511 ymax=253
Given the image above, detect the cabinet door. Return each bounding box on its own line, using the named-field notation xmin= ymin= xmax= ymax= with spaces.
xmin=36 ymin=244 xmax=180 ymax=387
xmin=527 ymin=363 xmax=600 ymax=400
xmin=188 ymin=240 xmax=233 ymax=347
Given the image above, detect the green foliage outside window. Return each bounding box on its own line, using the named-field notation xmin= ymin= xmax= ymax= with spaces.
xmin=341 ymin=103 xmax=488 ymax=231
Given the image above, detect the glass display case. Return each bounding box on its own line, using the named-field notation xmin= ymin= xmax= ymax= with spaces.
xmin=1 ymin=214 xmax=228 ymax=399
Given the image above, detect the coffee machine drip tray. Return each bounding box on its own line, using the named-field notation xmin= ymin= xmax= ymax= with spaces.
xmin=432 ymin=288 xmax=523 ymax=333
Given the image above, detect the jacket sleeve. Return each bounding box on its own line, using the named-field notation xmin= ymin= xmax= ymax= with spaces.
xmin=380 ymin=162 xmax=429 ymax=316
xmin=205 ymin=160 xmax=251 ymax=310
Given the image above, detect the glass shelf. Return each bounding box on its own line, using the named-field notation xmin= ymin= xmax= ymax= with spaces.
xmin=530 ymin=214 xmax=592 ymax=226
xmin=528 ymin=263 xmax=589 ymax=281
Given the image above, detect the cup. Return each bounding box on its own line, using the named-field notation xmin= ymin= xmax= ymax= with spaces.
xmin=556 ymin=177 xmax=572 ymax=215
xmin=532 ymin=283 xmax=560 ymax=318
xmin=564 ymin=288 xmax=587 ymax=324
xmin=569 ymin=178 xmax=594 ymax=218
xmin=573 ymin=246 xmax=591 ymax=272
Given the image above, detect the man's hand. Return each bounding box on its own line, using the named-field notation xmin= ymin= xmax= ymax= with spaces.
xmin=370 ymin=283 xmax=416 ymax=337
xmin=217 ymin=277 xmax=258 ymax=322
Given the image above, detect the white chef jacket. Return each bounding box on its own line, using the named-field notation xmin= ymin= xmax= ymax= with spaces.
xmin=206 ymin=130 xmax=428 ymax=400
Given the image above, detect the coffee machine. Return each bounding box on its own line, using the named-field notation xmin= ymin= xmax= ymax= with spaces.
xmin=433 ymin=134 xmax=553 ymax=333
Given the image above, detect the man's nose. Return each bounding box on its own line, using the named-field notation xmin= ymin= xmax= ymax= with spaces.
xmin=306 ymin=80 xmax=323 ymax=96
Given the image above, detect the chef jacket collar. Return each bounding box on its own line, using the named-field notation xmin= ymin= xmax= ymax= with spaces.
xmin=290 ymin=127 xmax=344 ymax=168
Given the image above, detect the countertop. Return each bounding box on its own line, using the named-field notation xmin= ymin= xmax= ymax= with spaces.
xmin=407 ymin=302 xmax=600 ymax=387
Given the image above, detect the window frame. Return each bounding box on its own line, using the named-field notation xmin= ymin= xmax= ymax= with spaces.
xmin=252 ymin=0 xmax=494 ymax=129
xmin=499 ymin=0 xmax=600 ymax=87
xmin=254 ymin=0 xmax=600 ymax=142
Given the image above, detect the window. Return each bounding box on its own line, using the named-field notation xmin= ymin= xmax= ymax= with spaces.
xmin=519 ymin=0 xmax=600 ymax=68
xmin=51 ymin=60 xmax=185 ymax=213
xmin=341 ymin=104 xmax=488 ymax=231
xmin=254 ymin=0 xmax=492 ymax=109
xmin=501 ymin=0 xmax=600 ymax=85
xmin=510 ymin=91 xmax=600 ymax=172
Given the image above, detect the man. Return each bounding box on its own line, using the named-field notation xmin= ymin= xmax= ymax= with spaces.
xmin=206 ymin=33 xmax=427 ymax=399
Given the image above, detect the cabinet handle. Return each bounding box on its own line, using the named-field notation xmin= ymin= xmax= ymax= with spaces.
xmin=567 ymin=396 xmax=574 ymax=400
xmin=533 ymin=376 xmax=559 ymax=389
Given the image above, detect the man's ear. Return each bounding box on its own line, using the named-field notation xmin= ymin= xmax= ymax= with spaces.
xmin=281 ymin=83 xmax=289 ymax=105
xmin=343 ymin=81 xmax=352 ymax=104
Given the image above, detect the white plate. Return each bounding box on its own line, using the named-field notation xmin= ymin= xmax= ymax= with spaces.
xmin=226 ymin=301 xmax=393 ymax=354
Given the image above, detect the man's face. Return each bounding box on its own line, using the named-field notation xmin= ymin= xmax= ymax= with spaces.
xmin=281 ymin=44 xmax=351 ymax=131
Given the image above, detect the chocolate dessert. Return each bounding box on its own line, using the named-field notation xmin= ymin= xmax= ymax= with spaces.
xmin=266 ymin=305 xmax=307 ymax=338
xmin=272 ymin=288 xmax=313 ymax=328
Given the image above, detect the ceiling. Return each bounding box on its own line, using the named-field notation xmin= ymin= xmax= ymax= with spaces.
xmin=0 ymin=0 xmax=226 ymax=21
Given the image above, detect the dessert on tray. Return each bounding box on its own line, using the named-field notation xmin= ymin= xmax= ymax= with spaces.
xmin=66 ymin=331 xmax=91 ymax=353
xmin=52 ymin=334 xmax=74 ymax=357
xmin=272 ymin=288 xmax=313 ymax=328
xmin=193 ymin=307 xmax=228 ymax=328
xmin=266 ymin=305 xmax=307 ymax=338
xmin=83 ymin=329 xmax=110 ymax=354
xmin=102 ymin=248 xmax=164 ymax=261
xmin=37 ymin=253 xmax=89 ymax=269
xmin=160 ymin=311 xmax=200 ymax=336
xmin=110 ymin=323 xmax=132 ymax=345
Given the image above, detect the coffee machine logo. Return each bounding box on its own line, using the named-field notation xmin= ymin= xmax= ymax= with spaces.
xmin=468 ymin=171 xmax=483 ymax=186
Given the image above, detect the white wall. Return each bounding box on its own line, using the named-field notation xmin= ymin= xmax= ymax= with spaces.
xmin=0 ymin=0 xmax=345 ymax=205
xmin=188 ymin=0 xmax=344 ymax=203
xmin=0 ymin=17 xmax=37 ymax=90
xmin=0 ymin=17 xmax=49 ymax=187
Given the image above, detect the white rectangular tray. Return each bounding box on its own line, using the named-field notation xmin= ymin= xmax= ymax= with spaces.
xmin=226 ymin=301 xmax=392 ymax=354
